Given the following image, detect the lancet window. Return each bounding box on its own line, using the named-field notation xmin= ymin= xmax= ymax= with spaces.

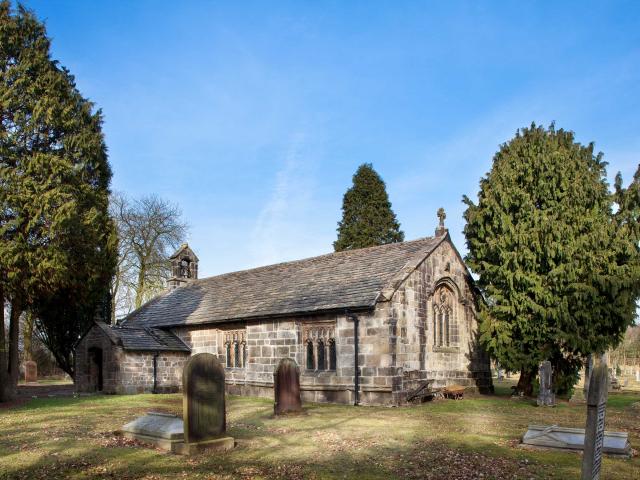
xmin=433 ymin=286 xmax=455 ymax=347
xmin=302 ymin=322 xmax=337 ymax=372
xmin=223 ymin=329 xmax=247 ymax=368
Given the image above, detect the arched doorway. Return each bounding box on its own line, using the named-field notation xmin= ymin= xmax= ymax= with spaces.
xmin=88 ymin=347 xmax=103 ymax=392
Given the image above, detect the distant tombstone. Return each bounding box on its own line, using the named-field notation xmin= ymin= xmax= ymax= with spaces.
xmin=24 ymin=360 xmax=37 ymax=383
xmin=581 ymin=354 xmax=609 ymax=480
xmin=182 ymin=353 xmax=229 ymax=446
xmin=536 ymin=361 xmax=555 ymax=407
xmin=584 ymin=354 xmax=594 ymax=396
xmin=636 ymin=369 xmax=640 ymax=383
xmin=274 ymin=358 xmax=302 ymax=415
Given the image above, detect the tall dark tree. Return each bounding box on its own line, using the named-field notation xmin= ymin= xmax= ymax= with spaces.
xmin=463 ymin=124 xmax=638 ymax=395
xmin=0 ymin=2 xmax=115 ymax=397
xmin=334 ymin=163 xmax=404 ymax=252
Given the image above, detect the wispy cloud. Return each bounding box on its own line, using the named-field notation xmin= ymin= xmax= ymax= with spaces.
xmin=249 ymin=133 xmax=329 ymax=266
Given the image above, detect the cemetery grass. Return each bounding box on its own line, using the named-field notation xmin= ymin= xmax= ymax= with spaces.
xmin=0 ymin=388 xmax=639 ymax=480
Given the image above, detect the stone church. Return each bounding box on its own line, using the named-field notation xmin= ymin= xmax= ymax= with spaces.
xmin=75 ymin=215 xmax=492 ymax=405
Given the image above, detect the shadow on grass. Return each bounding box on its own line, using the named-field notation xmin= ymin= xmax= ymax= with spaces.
xmin=2 ymin=392 xmax=639 ymax=480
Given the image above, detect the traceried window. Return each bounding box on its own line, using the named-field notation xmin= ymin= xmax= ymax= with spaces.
xmin=302 ymin=322 xmax=337 ymax=372
xmin=433 ymin=286 xmax=455 ymax=347
xmin=224 ymin=329 xmax=246 ymax=368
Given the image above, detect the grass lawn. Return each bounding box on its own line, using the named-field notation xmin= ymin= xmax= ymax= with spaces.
xmin=0 ymin=385 xmax=638 ymax=479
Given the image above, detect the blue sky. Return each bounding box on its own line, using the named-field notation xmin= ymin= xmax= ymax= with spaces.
xmin=25 ymin=1 xmax=640 ymax=278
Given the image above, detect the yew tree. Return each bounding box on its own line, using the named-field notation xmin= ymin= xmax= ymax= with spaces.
xmin=0 ymin=2 xmax=115 ymax=396
xmin=463 ymin=124 xmax=638 ymax=394
xmin=334 ymin=163 xmax=404 ymax=252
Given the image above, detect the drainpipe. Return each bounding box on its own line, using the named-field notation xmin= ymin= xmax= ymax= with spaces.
xmin=346 ymin=311 xmax=360 ymax=406
xmin=152 ymin=351 xmax=159 ymax=394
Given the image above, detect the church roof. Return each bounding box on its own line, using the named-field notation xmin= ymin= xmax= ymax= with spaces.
xmin=93 ymin=322 xmax=190 ymax=352
xmin=122 ymin=235 xmax=445 ymax=329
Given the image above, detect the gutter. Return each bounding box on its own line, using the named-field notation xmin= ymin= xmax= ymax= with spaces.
xmin=152 ymin=351 xmax=159 ymax=394
xmin=346 ymin=310 xmax=360 ymax=406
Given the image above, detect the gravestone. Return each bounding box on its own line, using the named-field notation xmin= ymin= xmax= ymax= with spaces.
xmin=570 ymin=357 xmax=591 ymax=403
xmin=24 ymin=360 xmax=37 ymax=383
xmin=536 ymin=360 xmax=555 ymax=407
xmin=182 ymin=353 xmax=233 ymax=453
xmin=121 ymin=412 xmax=185 ymax=453
xmin=584 ymin=354 xmax=593 ymax=395
xmin=581 ymin=354 xmax=609 ymax=480
xmin=274 ymin=358 xmax=302 ymax=415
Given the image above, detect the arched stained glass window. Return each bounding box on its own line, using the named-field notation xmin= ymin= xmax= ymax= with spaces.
xmin=433 ymin=285 xmax=456 ymax=347
xmin=225 ymin=342 xmax=232 ymax=367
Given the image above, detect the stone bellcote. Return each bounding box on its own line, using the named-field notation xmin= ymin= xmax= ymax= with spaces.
xmin=167 ymin=243 xmax=199 ymax=289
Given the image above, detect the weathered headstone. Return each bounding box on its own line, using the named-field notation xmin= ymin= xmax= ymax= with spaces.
xmin=636 ymin=368 xmax=640 ymax=383
xmin=536 ymin=360 xmax=555 ymax=407
xmin=581 ymin=354 xmax=609 ymax=480
xmin=182 ymin=353 xmax=233 ymax=453
xmin=24 ymin=360 xmax=37 ymax=383
xmin=274 ymin=358 xmax=302 ymax=415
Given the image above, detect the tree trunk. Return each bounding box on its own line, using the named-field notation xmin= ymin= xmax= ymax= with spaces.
xmin=135 ymin=264 xmax=146 ymax=309
xmin=110 ymin=278 xmax=118 ymax=325
xmin=23 ymin=311 xmax=34 ymax=361
xmin=517 ymin=366 xmax=535 ymax=397
xmin=7 ymin=297 xmax=23 ymax=400
xmin=0 ymin=283 xmax=9 ymax=402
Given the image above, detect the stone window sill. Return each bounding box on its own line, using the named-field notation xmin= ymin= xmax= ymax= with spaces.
xmin=303 ymin=370 xmax=336 ymax=376
xmin=224 ymin=367 xmax=246 ymax=370
xmin=432 ymin=346 xmax=460 ymax=353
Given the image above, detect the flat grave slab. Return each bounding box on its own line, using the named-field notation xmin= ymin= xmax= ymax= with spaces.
xmin=121 ymin=412 xmax=184 ymax=453
xmin=522 ymin=424 xmax=630 ymax=457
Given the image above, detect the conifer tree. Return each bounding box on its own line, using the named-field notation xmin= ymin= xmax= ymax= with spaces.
xmin=463 ymin=124 xmax=638 ymax=395
xmin=0 ymin=2 xmax=115 ymax=398
xmin=334 ymin=163 xmax=404 ymax=251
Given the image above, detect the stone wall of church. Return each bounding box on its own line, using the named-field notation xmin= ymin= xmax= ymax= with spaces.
xmin=114 ymin=351 xmax=188 ymax=394
xmin=75 ymin=325 xmax=122 ymax=394
xmin=75 ymin=238 xmax=491 ymax=405
xmin=386 ymin=240 xmax=492 ymax=403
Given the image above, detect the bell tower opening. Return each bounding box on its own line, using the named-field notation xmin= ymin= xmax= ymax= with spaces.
xmin=168 ymin=243 xmax=199 ymax=289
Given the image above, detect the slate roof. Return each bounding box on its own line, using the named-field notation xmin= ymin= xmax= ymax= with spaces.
xmin=122 ymin=235 xmax=446 ymax=329
xmin=94 ymin=322 xmax=190 ymax=352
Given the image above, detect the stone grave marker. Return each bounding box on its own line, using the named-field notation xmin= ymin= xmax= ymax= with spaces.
xmin=24 ymin=360 xmax=37 ymax=383
xmin=121 ymin=412 xmax=185 ymax=453
xmin=536 ymin=360 xmax=555 ymax=407
xmin=581 ymin=354 xmax=609 ymax=480
xmin=182 ymin=353 xmax=233 ymax=453
xmin=274 ymin=358 xmax=302 ymax=415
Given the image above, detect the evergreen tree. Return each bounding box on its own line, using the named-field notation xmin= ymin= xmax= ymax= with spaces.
xmin=334 ymin=163 xmax=404 ymax=252
xmin=0 ymin=2 xmax=115 ymax=398
xmin=463 ymin=124 xmax=638 ymax=395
